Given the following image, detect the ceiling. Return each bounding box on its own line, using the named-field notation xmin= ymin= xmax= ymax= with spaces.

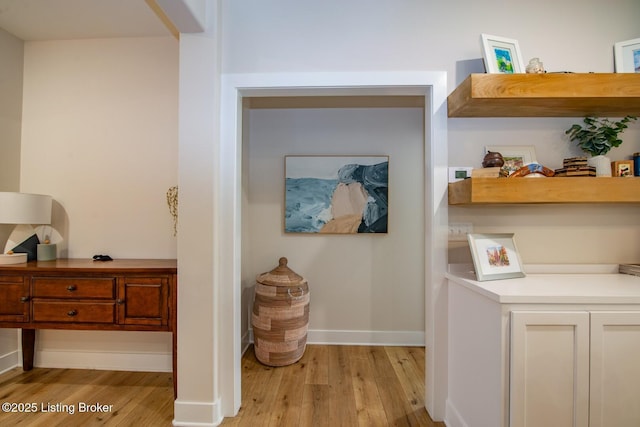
xmin=0 ymin=0 xmax=171 ymax=41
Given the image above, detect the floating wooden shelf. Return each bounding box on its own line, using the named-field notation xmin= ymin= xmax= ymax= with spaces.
xmin=447 ymin=73 xmax=640 ymax=117
xmin=448 ymin=177 xmax=640 ymax=205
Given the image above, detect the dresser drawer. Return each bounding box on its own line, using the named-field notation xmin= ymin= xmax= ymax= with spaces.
xmin=32 ymin=301 xmax=116 ymax=323
xmin=32 ymin=277 xmax=115 ymax=299
xmin=0 ymin=276 xmax=24 ymax=284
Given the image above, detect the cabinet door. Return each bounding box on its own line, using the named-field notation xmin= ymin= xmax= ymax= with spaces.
xmin=117 ymin=277 xmax=169 ymax=327
xmin=0 ymin=276 xmax=29 ymax=322
xmin=590 ymin=311 xmax=640 ymax=427
xmin=510 ymin=311 xmax=590 ymax=427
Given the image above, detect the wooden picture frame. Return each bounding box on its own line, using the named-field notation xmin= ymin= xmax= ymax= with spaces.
xmin=611 ymin=160 xmax=634 ymax=177
xmin=481 ymin=34 xmax=525 ymax=74
xmin=467 ymin=233 xmax=525 ymax=281
xmin=284 ymin=155 xmax=389 ymax=234
xmin=614 ymin=38 xmax=640 ymax=73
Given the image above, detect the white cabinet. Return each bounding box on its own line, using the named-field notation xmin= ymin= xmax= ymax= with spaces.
xmin=446 ymin=273 xmax=640 ymax=427
xmin=590 ymin=311 xmax=640 ymax=427
xmin=510 ymin=311 xmax=591 ymax=427
xmin=510 ymin=310 xmax=640 ymax=427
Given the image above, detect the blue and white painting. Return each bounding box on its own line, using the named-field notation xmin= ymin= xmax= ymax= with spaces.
xmin=285 ymin=156 xmax=389 ymax=234
xmin=493 ymin=47 xmax=514 ymax=73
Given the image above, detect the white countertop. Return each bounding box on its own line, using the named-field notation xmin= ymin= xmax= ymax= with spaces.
xmin=446 ymin=266 xmax=640 ymax=304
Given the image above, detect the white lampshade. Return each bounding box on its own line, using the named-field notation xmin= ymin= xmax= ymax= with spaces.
xmin=0 ymin=192 xmax=52 ymax=225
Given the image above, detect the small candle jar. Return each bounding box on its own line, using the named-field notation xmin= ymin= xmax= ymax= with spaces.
xmin=37 ymin=243 xmax=57 ymax=261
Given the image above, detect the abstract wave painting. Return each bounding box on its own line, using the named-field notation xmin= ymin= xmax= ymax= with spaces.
xmin=285 ymin=156 xmax=389 ymax=234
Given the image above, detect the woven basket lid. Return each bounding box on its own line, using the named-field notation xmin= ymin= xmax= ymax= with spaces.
xmin=256 ymin=257 xmax=306 ymax=286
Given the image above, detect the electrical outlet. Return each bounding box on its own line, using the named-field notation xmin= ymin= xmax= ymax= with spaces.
xmin=448 ymin=222 xmax=473 ymax=241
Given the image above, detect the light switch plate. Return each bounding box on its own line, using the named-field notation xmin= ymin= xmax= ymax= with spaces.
xmin=448 ymin=223 xmax=473 ymax=241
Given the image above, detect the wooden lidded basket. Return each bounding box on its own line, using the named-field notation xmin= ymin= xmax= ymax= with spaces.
xmin=252 ymin=257 xmax=309 ymax=366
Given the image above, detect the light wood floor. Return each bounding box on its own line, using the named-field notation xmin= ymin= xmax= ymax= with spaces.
xmin=0 ymin=366 xmax=174 ymax=426
xmin=222 ymin=344 xmax=445 ymax=427
xmin=0 ymin=345 xmax=443 ymax=426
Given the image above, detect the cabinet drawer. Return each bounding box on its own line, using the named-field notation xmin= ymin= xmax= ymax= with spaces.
xmin=32 ymin=277 xmax=115 ymax=299
xmin=32 ymin=301 xmax=116 ymax=323
xmin=0 ymin=276 xmax=24 ymax=284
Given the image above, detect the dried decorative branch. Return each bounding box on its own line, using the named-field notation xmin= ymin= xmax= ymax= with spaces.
xmin=166 ymin=186 xmax=178 ymax=236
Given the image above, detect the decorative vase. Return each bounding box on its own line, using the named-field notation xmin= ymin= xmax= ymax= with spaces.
xmin=482 ymin=151 xmax=504 ymax=168
xmin=588 ymin=155 xmax=612 ymax=177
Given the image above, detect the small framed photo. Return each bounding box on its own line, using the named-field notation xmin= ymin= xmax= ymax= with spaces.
xmin=611 ymin=160 xmax=634 ymax=177
xmin=467 ymin=233 xmax=525 ymax=281
xmin=614 ymin=38 xmax=640 ymax=73
xmin=481 ymin=34 xmax=525 ymax=74
xmin=485 ymin=145 xmax=537 ymax=175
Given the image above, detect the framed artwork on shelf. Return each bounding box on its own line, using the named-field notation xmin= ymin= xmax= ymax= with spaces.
xmin=284 ymin=155 xmax=389 ymax=234
xmin=614 ymin=38 xmax=640 ymax=73
xmin=481 ymin=34 xmax=525 ymax=74
xmin=611 ymin=160 xmax=634 ymax=177
xmin=467 ymin=233 xmax=525 ymax=281
xmin=485 ymin=145 xmax=537 ymax=175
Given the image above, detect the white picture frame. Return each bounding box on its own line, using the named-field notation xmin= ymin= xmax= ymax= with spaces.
xmin=481 ymin=33 xmax=525 ymax=74
xmin=614 ymin=38 xmax=640 ymax=73
xmin=485 ymin=145 xmax=537 ymax=175
xmin=467 ymin=233 xmax=525 ymax=281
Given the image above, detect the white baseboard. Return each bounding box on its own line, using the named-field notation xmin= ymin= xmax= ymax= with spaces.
xmin=248 ymin=328 xmax=424 ymax=346
xmin=7 ymin=328 xmax=422 ymax=374
xmin=445 ymin=399 xmax=468 ymax=427
xmin=173 ymin=398 xmax=222 ymax=427
xmin=35 ymin=349 xmax=172 ymax=372
xmin=0 ymin=350 xmax=19 ymax=374
xmin=241 ymin=329 xmax=252 ymax=355
xmin=308 ymin=329 xmax=425 ymax=346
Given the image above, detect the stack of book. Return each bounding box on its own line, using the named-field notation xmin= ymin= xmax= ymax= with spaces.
xmin=554 ymin=157 xmax=596 ymax=177
xmin=619 ymin=264 xmax=640 ymax=277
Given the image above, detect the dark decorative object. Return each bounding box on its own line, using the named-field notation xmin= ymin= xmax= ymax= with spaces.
xmin=11 ymin=234 xmax=40 ymax=261
xmin=482 ymin=151 xmax=505 ymax=168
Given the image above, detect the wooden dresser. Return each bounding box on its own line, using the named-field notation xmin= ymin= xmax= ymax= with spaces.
xmin=0 ymin=258 xmax=177 ymax=396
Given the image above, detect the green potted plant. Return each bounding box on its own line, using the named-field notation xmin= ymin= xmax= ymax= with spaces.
xmin=565 ymin=116 xmax=637 ymax=176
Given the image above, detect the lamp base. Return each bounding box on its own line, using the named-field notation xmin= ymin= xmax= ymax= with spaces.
xmin=0 ymin=253 xmax=28 ymax=265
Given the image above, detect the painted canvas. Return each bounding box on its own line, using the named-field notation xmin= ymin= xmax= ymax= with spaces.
xmin=285 ymin=156 xmax=389 ymax=234
xmin=493 ymin=47 xmax=514 ymax=73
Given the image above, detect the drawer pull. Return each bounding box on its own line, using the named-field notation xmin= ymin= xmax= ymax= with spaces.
xmin=20 ymin=296 xmax=30 ymax=303
xmin=67 ymin=309 xmax=78 ymax=317
xmin=66 ymin=285 xmax=77 ymax=292
xmin=116 ymin=299 xmax=125 ymax=305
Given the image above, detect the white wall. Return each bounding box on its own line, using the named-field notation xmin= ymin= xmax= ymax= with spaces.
xmin=0 ymin=28 xmax=23 ymax=194
xmin=222 ymin=0 xmax=640 ymax=265
xmin=18 ymin=36 xmax=178 ymax=371
xmin=216 ymin=1 xmax=639 ymax=421
xmin=0 ymin=27 xmax=23 ymax=373
xmin=243 ymin=107 xmax=425 ymax=343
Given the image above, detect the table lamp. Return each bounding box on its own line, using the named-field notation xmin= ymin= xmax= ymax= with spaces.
xmin=0 ymin=192 xmax=52 ymax=265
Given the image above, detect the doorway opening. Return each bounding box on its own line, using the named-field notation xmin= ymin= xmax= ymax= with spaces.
xmin=217 ymin=72 xmax=448 ymax=420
